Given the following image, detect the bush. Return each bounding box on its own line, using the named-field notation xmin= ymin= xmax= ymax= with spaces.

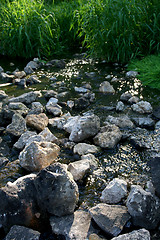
xmin=74 ymin=0 xmax=160 ymax=63
xmin=0 ymin=0 xmax=60 ymax=58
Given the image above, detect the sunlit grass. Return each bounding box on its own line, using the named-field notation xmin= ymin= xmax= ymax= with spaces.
xmin=128 ymin=54 xmax=160 ymax=89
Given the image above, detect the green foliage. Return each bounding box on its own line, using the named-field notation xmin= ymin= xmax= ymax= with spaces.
xmin=128 ymin=55 xmax=160 ymax=89
xmin=0 ymin=0 xmax=60 ymax=58
xmin=74 ymin=0 xmax=160 ymax=63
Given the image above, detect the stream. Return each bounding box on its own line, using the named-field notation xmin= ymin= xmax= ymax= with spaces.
xmin=0 ymin=54 xmax=160 ymax=239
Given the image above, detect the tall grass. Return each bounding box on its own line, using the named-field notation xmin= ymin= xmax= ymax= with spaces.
xmin=74 ymin=0 xmax=160 ymax=63
xmin=0 ymin=0 xmax=60 ymax=58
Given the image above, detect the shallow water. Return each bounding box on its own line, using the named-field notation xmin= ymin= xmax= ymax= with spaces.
xmin=0 ymin=55 xmax=160 ymax=209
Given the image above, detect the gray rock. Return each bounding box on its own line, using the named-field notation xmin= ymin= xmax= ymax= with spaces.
xmin=100 ymin=178 xmax=128 ymax=204
xmin=34 ymin=163 xmax=79 ymax=216
xmin=67 ymin=100 xmax=74 ymax=109
xmin=49 ymin=112 xmax=71 ymax=129
xmin=111 ymin=228 xmax=150 ymax=240
xmin=94 ymin=123 xmax=122 ymax=148
xmin=132 ymin=117 xmax=155 ymax=129
xmin=116 ymin=101 xmax=125 ymax=112
xmin=6 ymin=114 xmax=27 ymax=137
xmin=2 ymin=102 xmax=29 ymax=120
xmin=126 ymin=185 xmax=160 ymax=229
xmin=106 ymin=115 xmax=134 ymax=129
xmin=25 ymin=61 xmax=39 ymax=70
xmin=46 ymin=97 xmax=62 ymax=116
xmin=73 ymin=143 xmax=99 ymax=155
xmin=24 ymin=66 xmax=34 ymax=74
xmin=19 ymin=141 xmax=60 ymax=172
xmin=120 ymin=92 xmax=132 ymax=102
xmin=39 ymin=127 xmax=58 ymax=143
xmin=99 ymin=81 xmax=115 ymax=94
xmin=131 ymin=101 xmax=152 ymax=114
xmin=74 ymin=86 xmax=88 ymax=93
xmin=9 ymin=91 xmax=41 ymax=104
xmin=126 ymin=71 xmax=138 ymax=78
xmin=68 ymin=159 xmax=91 ymax=181
xmin=0 ymin=90 xmax=8 ymax=101
xmin=64 ymin=114 xmax=100 ymax=142
xmin=25 ymin=135 xmax=44 ymax=147
xmin=89 ymin=203 xmax=130 ymax=237
xmin=29 ymin=101 xmax=44 ymax=115
xmin=13 ymin=131 xmax=37 ymax=150
xmin=5 ymin=225 xmax=40 ymax=240
xmin=128 ymin=96 xmax=140 ymax=104
xmin=81 ymin=153 xmax=98 ymax=169
xmin=148 ymin=154 xmax=160 ymax=198
xmin=50 ymin=210 xmax=97 ymax=240
xmin=26 ymin=113 xmax=49 ymax=131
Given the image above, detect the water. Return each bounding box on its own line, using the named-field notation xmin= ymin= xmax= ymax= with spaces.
xmin=0 ymin=56 xmax=160 ymax=238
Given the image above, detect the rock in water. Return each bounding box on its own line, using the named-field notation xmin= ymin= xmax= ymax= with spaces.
xmin=34 ymin=163 xmax=79 ymax=216
xmin=19 ymin=141 xmax=60 ymax=172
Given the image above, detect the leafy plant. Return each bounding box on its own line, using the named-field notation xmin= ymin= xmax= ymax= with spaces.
xmin=128 ymin=54 xmax=160 ymax=89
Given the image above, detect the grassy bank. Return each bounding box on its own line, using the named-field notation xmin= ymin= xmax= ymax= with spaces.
xmin=0 ymin=0 xmax=160 ymax=63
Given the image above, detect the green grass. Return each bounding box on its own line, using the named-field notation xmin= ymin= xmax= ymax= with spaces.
xmin=128 ymin=54 xmax=160 ymax=89
xmin=74 ymin=0 xmax=160 ymax=63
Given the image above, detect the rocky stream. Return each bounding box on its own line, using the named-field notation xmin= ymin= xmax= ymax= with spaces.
xmin=0 ymin=54 xmax=160 ymax=240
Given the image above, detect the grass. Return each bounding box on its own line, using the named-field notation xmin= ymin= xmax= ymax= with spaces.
xmin=74 ymin=0 xmax=160 ymax=63
xmin=128 ymin=54 xmax=160 ymax=89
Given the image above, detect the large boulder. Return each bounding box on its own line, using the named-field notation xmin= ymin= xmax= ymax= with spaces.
xmin=19 ymin=141 xmax=60 ymax=172
xmin=89 ymin=203 xmax=130 ymax=237
xmin=131 ymin=101 xmax=152 ymax=114
xmin=93 ymin=123 xmax=122 ymax=148
xmin=9 ymin=91 xmax=41 ymax=105
xmin=5 ymin=225 xmax=40 ymax=240
xmin=6 ymin=114 xmax=27 ymax=137
xmin=64 ymin=114 xmax=100 ymax=142
xmin=26 ymin=113 xmax=49 ymax=131
xmin=0 ymin=174 xmax=38 ymax=232
xmin=34 ymin=163 xmax=79 ymax=216
xmin=126 ymin=185 xmax=160 ymax=229
xmin=100 ymin=178 xmax=128 ymax=204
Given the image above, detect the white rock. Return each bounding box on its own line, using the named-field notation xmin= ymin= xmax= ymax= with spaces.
xmin=73 ymin=143 xmax=98 ymax=155
xmin=131 ymin=101 xmax=152 ymax=114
